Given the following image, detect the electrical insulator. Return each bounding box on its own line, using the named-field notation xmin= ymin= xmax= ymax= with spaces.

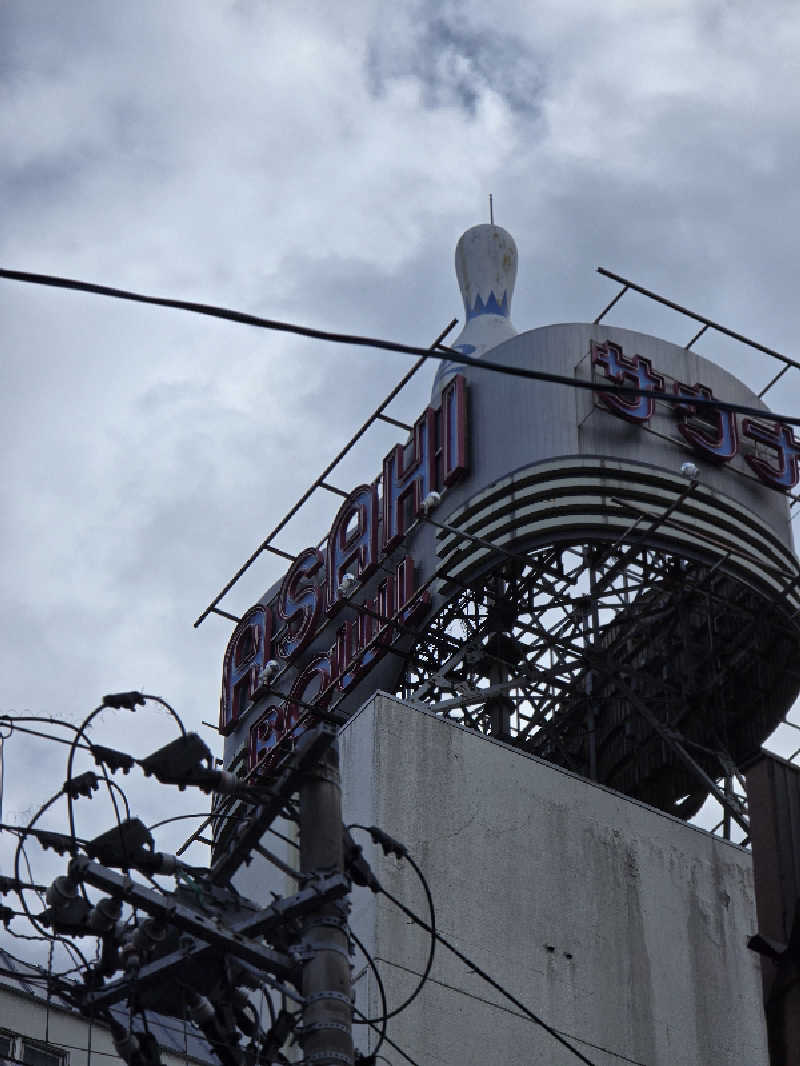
xmin=211 ymin=771 xmax=240 ymax=795
xmin=43 ymin=875 xmax=90 ymax=930
xmin=119 ymin=932 xmax=141 ymax=976
xmin=232 ymin=989 xmax=258 ymax=1036
xmin=46 ymin=876 xmax=77 ymax=909
xmin=133 ymin=918 xmax=168 ymax=957
xmin=187 ymin=993 xmax=216 ymax=1025
xmin=150 ymin=851 xmax=180 ymax=875
xmin=87 ymin=896 xmax=122 ymax=934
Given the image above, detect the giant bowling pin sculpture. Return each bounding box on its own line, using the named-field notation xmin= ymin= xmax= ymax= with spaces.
xmin=433 ymin=222 xmax=519 ymax=394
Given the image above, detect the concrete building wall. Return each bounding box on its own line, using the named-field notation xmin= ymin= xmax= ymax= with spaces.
xmin=341 ymin=693 xmax=768 ymax=1066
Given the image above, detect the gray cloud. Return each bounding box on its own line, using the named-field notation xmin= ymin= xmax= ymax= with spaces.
xmin=366 ymin=3 xmax=547 ymax=116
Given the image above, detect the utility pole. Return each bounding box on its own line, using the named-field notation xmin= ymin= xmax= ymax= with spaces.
xmin=299 ymin=742 xmax=354 ymax=1066
xmin=20 ymin=700 xmax=359 ymax=1066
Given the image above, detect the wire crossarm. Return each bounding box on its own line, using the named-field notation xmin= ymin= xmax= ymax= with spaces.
xmin=82 ymin=870 xmax=349 ymax=1011
xmin=68 ymin=855 xmax=295 ymax=978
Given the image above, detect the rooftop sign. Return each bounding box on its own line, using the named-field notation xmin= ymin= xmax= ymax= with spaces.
xmin=220 ymin=323 xmax=799 ymax=785
xmin=591 ymin=339 xmax=800 ymax=490
xmin=219 ymin=375 xmax=467 ymax=774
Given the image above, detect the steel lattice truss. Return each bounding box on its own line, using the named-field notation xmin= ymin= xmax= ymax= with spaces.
xmin=396 ymin=539 xmax=800 ymax=830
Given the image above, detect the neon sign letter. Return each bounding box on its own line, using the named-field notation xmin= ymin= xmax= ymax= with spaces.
xmin=248 ymin=656 xmax=334 ymax=775
xmin=277 ymin=548 xmax=324 ymax=660
xmin=440 ymin=375 xmax=468 ymax=486
xmin=220 ymin=604 xmax=272 ymax=734
xmin=288 ymin=654 xmax=334 ymax=715
xmin=327 ymin=483 xmax=379 ymax=614
xmin=331 ymin=557 xmax=430 ymax=692
xmin=742 ymin=419 xmax=800 ymax=491
xmin=383 ymin=407 xmax=437 ymax=550
xmin=223 ymin=374 xmax=468 ymax=749
xmin=344 ymin=572 xmax=397 ymax=681
xmin=249 ymin=704 xmax=289 ymax=772
xmin=591 ymin=340 xmax=664 ymax=423
xmin=673 ymin=383 xmax=738 ymax=463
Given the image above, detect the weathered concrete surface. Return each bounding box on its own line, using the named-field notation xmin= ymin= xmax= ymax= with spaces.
xmin=341 ymin=693 xmax=768 ymax=1066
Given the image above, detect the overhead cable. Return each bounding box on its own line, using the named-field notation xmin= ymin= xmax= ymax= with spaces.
xmin=351 ymin=1004 xmax=424 ymax=1066
xmin=347 ymin=826 xmax=436 ymax=1022
xmin=375 ymin=957 xmax=648 ymax=1066
xmin=349 ymin=926 xmax=388 ymax=1055
xmin=1 ymin=266 xmax=798 ymax=426
xmin=378 ymin=882 xmax=602 ymax=1066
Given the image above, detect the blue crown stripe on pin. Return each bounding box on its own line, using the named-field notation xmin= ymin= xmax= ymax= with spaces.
xmin=466 ymin=290 xmax=509 ymax=321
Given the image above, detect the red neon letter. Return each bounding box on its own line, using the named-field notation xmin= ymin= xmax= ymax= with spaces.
xmin=250 ymin=654 xmax=335 ymax=774
xmin=277 ymin=547 xmax=324 ymax=660
xmin=439 ymin=374 xmax=468 ymax=486
xmin=591 ymin=340 xmax=663 ymax=423
xmin=395 ymin=555 xmax=430 ymax=625
xmin=327 ymin=483 xmax=379 ymax=614
xmin=383 ymin=409 xmax=437 ymax=550
xmin=249 ymin=704 xmax=285 ymax=773
xmin=289 ymin=654 xmax=334 ymax=716
xmin=673 ymin=383 xmax=738 ymax=464
xmin=219 ymin=604 xmax=273 ymax=734
xmin=742 ymin=419 xmax=800 ymax=491
xmin=349 ymin=575 xmax=396 ymax=679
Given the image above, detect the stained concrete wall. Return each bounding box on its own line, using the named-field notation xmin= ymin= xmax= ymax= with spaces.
xmin=341 ymin=693 xmax=768 ymax=1066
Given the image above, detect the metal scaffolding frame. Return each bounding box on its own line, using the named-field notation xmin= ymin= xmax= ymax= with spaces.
xmin=396 ymin=509 xmax=800 ymax=839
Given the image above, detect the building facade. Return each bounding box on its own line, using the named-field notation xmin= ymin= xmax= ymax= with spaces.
xmin=0 ymin=950 xmax=214 ymax=1066
xmin=343 ymin=693 xmax=767 ymax=1065
xmin=213 ymin=221 xmax=800 ymax=1063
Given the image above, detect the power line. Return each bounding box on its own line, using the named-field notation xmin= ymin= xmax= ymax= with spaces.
xmin=1 ymin=691 xmax=657 ymax=1066
xmin=378 ymin=882 xmax=604 ymax=1066
xmin=375 ymin=957 xmax=648 ymax=1066
xmin=0 ymin=715 xmax=94 ymax=754
xmin=0 ymin=696 xmax=359 ymax=1065
xmin=9 ymin=266 xmax=783 ymax=629
xmin=347 ymin=826 xmax=436 ymax=1023
xmin=351 ymin=1004 xmax=425 ymax=1066
xmin=349 ymin=926 xmax=388 ymax=1055
xmin=348 ymin=826 xmax=608 ymax=1065
xmin=2 ymin=266 xmax=799 ymax=427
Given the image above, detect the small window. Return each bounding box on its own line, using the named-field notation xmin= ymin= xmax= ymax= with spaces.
xmin=0 ymin=1032 xmax=15 ymax=1061
xmin=21 ymin=1042 xmax=65 ymax=1066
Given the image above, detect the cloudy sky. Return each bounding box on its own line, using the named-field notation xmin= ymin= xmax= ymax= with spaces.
xmin=3 ymin=0 xmax=800 ymax=966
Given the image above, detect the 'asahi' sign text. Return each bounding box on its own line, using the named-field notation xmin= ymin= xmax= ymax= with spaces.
xmin=219 ymin=375 xmax=468 ymax=775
